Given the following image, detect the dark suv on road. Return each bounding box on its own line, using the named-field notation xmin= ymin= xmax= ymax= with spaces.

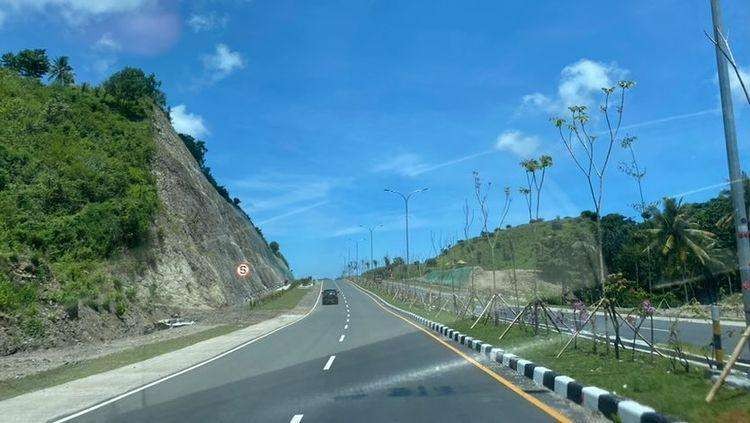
xmin=322 ymin=289 xmax=339 ymax=305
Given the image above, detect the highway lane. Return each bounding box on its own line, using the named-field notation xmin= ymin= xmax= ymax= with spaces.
xmin=66 ymin=280 xmax=565 ymax=423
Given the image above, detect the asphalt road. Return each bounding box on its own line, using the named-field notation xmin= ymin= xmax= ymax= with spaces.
xmin=66 ymin=280 xmax=565 ymax=423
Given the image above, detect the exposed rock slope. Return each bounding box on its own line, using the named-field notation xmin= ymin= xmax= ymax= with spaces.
xmin=140 ymin=109 xmax=292 ymax=310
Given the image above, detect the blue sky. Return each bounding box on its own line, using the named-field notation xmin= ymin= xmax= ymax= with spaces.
xmin=2 ymin=1 xmax=750 ymax=278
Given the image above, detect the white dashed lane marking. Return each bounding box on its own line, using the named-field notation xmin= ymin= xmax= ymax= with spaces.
xmin=290 ymin=414 xmax=303 ymax=423
xmin=339 ymin=334 xmax=345 ymax=342
xmin=344 ymin=324 xmax=349 ymax=330
xmin=323 ymin=355 xmax=336 ymax=371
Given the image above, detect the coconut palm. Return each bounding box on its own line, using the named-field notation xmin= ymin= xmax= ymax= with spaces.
xmin=48 ymin=56 xmax=75 ymax=85
xmin=644 ymin=197 xmax=717 ymax=301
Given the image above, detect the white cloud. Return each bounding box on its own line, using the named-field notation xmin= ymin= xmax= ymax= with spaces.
xmin=170 ymin=105 xmax=209 ymax=138
xmin=1 ymin=0 xmax=149 ymax=24
xmin=203 ymin=44 xmax=244 ymax=81
xmin=94 ymin=33 xmax=120 ymax=51
xmin=187 ymin=13 xmax=227 ymax=32
xmin=495 ymin=130 xmax=540 ymax=157
xmin=729 ymin=66 xmax=750 ymax=106
xmin=521 ymin=59 xmax=627 ymax=114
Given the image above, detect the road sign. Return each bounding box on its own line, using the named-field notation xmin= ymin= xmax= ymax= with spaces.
xmin=236 ymin=262 xmax=251 ymax=278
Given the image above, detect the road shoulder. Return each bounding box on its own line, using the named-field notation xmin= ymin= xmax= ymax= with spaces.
xmin=0 ymin=284 xmax=322 ymax=423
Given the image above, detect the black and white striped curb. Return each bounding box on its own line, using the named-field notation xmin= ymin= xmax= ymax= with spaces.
xmin=361 ymin=285 xmax=673 ymax=423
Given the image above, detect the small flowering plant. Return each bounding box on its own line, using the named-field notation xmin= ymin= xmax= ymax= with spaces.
xmin=640 ymin=299 xmax=656 ymax=317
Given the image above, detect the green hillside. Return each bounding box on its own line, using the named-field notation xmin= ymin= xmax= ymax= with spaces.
xmin=0 ymin=67 xmax=159 ymax=325
xmin=367 ymin=195 xmax=739 ymax=306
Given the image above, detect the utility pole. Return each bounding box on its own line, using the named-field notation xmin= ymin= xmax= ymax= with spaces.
xmin=710 ymin=0 xmax=750 ymax=329
xmin=385 ymin=188 xmax=428 ymax=279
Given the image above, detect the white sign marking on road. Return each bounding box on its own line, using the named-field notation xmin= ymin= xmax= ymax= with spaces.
xmin=339 ymin=334 xmax=345 ymax=342
xmin=323 ymin=355 xmax=336 ymax=371
xmin=290 ymin=414 xmax=303 ymax=423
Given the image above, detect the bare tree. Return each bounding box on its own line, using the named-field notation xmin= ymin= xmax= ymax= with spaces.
xmin=551 ymin=80 xmax=636 ymax=289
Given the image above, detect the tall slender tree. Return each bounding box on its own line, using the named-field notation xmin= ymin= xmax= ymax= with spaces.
xmin=551 ymin=80 xmax=636 ymax=290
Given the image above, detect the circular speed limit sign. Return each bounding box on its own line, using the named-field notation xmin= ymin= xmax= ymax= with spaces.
xmin=236 ymin=262 xmax=252 ymax=278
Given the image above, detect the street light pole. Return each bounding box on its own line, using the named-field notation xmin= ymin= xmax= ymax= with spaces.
xmin=710 ymin=0 xmax=750 ymax=329
xmin=360 ymin=224 xmax=382 ymax=283
xmin=385 ymin=188 xmax=428 ymax=279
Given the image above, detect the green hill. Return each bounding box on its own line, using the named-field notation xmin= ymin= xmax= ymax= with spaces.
xmin=0 ymin=67 xmax=158 ymax=327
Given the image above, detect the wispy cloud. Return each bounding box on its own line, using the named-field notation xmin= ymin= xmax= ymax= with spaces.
xmin=256 ymin=201 xmax=329 ymax=225
xmin=94 ymin=33 xmax=121 ymax=51
xmin=619 ymin=108 xmax=720 ymax=132
xmin=187 ymin=12 xmax=227 ymax=32
xmin=231 ymin=174 xmax=350 ymax=215
xmin=372 ymin=150 xmax=495 ymax=178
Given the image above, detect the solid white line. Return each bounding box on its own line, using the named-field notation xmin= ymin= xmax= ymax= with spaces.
xmin=339 ymin=334 xmax=345 ymax=342
xmin=52 ymin=284 xmax=324 ymax=423
xmin=323 ymin=355 xmax=336 ymax=370
xmin=344 ymin=324 xmax=349 ymax=330
xmin=290 ymin=414 xmax=303 ymax=423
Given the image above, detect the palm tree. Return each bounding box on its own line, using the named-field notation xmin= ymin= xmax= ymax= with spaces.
xmin=644 ymin=197 xmax=717 ymax=302
xmin=48 ymin=56 xmax=75 ymax=85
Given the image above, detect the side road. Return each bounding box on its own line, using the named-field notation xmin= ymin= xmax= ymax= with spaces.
xmin=0 ymin=284 xmax=322 ymax=423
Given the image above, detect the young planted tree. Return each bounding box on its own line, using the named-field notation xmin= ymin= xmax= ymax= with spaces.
xmin=520 ymin=155 xmax=554 ymax=221
xmin=551 ymin=80 xmax=636 ymax=290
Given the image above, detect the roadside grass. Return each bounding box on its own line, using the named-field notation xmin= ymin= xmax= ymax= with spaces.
xmin=361 ymin=282 xmax=750 ymax=423
xmin=0 ymin=284 xmax=313 ymax=401
xmin=251 ymin=285 xmax=309 ymax=312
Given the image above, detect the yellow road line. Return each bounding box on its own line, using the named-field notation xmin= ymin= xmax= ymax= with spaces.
xmin=350 ymin=282 xmax=572 ymax=423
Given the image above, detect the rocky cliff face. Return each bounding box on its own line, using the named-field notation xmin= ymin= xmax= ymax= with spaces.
xmin=138 ymin=109 xmax=292 ymax=310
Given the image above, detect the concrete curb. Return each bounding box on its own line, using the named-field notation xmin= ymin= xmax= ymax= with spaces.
xmin=358 ymin=284 xmax=673 ymax=423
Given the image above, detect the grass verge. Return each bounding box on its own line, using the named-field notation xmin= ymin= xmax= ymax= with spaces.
xmin=0 ymin=284 xmax=313 ymax=401
xmin=360 ymin=282 xmax=750 ymax=423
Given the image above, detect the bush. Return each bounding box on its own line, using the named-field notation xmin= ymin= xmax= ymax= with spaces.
xmin=102 ymin=67 xmax=166 ymax=116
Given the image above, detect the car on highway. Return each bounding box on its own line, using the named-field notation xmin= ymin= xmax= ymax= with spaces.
xmin=322 ymin=288 xmax=339 ymax=305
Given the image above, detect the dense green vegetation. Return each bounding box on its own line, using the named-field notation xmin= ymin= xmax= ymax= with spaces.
xmin=0 ymin=64 xmax=162 ymax=328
